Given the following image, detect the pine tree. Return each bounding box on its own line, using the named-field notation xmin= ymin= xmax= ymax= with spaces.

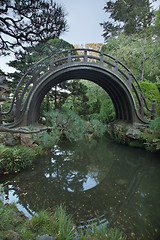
xmin=0 ymin=0 xmax=68 ymax=55
xmin=101 ymin=0 xmax=155 ymax=41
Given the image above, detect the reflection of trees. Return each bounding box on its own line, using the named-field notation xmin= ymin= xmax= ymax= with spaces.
xmin=44 ymin=145 xmax=88 ymax=192
xmin=2 ymin=138 xmax=114 ymax=214
xmin=2 ymin=135 xmax=158 ymax=235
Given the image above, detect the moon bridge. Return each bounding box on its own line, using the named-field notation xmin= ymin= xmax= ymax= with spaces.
xmin=0 ymin=48 xmax=156 ymax=126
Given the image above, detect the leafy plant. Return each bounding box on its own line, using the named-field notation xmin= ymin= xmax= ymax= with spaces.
xmin=35 ymin=109 xmax=107 ymax=145
xmin=140 ymin=79 xmax=160 ymax=116
xmin=51 ymin=204 xmax=75 ymax=239
xmin=0 ymin=145 xmax=37 ymax=173
xmin=20 ymin=205 xmax=75 ymax=239
xmin=149 ymin=117 xmax=160 ymax=131
xmin=86 ymin=119 xmax=107 ymax=137
xmin=0 ymin=200 xmax=127 ymax=240
xmin=78 ymin=223 xmax=127 ymax=240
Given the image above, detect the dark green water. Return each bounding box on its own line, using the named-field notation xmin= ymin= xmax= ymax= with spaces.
xmin=1 ymin=135 xmax=160 ymax=239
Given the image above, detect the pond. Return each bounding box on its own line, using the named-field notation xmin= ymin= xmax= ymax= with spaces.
xmin=1 ymin=135 xmax=160 ymax=239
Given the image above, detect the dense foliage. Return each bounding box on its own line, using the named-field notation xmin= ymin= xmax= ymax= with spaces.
xmin=140 ymin=80 xmax=160 ymax=116
xmin=150 ymin=117 xmax=160 ymax=131
xmin=0 ymin=144 xmax=42 ymax=173
xmin=38 ymin=79 xmax=116 ymax=125
xmin=35 ymin=109 xmax=107 ymax=147
xmin=101 ymin=0 xmax=155 ymax=41
xmin=101 ymin=7 xmax=160 ymax=118
xmin=101 ymin=32 xmax=160 ymax=82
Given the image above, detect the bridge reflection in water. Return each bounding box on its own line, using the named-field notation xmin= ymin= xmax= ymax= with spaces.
xmin=1 ymin=135 xmax=160 ymax=239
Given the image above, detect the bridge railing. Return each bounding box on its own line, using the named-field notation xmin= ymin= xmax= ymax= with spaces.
xmin=0 ymin=48 xmax=155 ymax=125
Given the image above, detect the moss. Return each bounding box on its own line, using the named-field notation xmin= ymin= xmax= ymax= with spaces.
xmin=107 ymin=121 xmax=160 ymax=152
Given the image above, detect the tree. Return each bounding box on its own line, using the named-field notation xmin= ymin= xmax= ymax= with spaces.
xmin=82 ymin=80 xmax=115 ymax=123
xmin=66 ymin=80 xmax=90 ymax=116
xmin=151 ymin=8 xmax=160 ymax=37
xmin=101 ymin=0 xmax=155 ymax=41
xmin=7 ymin=38 xmax=74 ymax=90
xmin=6 ymin=38 xmax=75 ymax=117
xmin=0 ymin=0 xmax=68 ymax=55
xmin=101 ymin=32 xmax=160 ymax=82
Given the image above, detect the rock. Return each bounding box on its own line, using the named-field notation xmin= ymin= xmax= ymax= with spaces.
xmin=20 ymin=134 xmax=38 ymax=148
xmin=5 ymin=133 xmax=20 ymax=146
xmin=126 ymin=128 xmax=141 ymax=140
xmin=36 ymin=234 xmax=56 ymax=240
xmin=0 ymin=133 xmax=5 ymax=143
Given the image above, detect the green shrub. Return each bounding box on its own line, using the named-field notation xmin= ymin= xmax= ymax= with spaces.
xmin=21 ymin=205 xmax=76 ymax=240
xmin=140 ymin=79 xmax=160 ymax=116
xmin=33 ymin=129 xmax=60 ymax=148
xmin=0 ymin=145 xmax=36 ymax=173
xmin=86 ymin=119 xmax=107 ymax=137
xmin=0 ymin=200 xmax=26 ymax=238
xmin=35 ymin=109 xmax=107 ymax=145
xmin=99 ymin=98 xmax=115 ymax=123
xmin=150 ymin=117 xmax=160 ymax=131
xmin=1 ymin=98 xmax=14 ymax=123
xmin=51 ymin=204 xmax=75 ymax=239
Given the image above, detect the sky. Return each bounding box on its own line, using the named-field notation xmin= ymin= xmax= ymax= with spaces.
xmin=57 ymin=0 xmax=107 ymax=45
xmin=0 ymin=0 xmax=160 ymax=73
xmin=0 ymin=0 xmax=107 ymax=73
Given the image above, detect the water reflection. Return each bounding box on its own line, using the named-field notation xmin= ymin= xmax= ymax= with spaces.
xmin=1 ymin=135 xmax=160 ymax=239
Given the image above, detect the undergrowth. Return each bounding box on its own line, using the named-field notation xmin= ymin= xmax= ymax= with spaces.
xmin=0 ymin=198 xmax=127 ymax=240
xmin=0 ymin=144 xmax=43 ymax=174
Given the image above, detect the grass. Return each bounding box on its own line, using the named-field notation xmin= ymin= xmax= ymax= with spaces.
xmin=78 ymin=224 xmax=127 ymax=240
xmin=0 ymin=144 xmax=44 ymax=175
xmin=0 ymin=199 xmax=127 ymax=240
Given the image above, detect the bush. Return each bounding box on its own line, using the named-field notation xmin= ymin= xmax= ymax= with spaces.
xmin=1 ymin=98 xmax=14 ymax=123
xmin=33 ymin=129 xmax=60 ymax=148
xmin=99 ymin=98 xmax=115 ymax=123
xmin=149 ymin=117 xmax=160 ymax=131
xmin=86 ymin=119 xmax=107 ymax=137
xmin=0 ymin=145 xmax=37 ymax=173
xmin=140 ymin=79 xmax=160 ymax=117
xmin=0 ymin=201 xmax=76 ymax=240
xmin=36 ymin=109 xmax=107 ymax=145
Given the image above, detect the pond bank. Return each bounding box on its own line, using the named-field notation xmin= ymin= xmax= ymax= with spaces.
xmin=107 ymin=121 xmax=160 ymax=152
xmin=1 ymin=132 xmax=160 ymax=239
xmin=0 ymin=198 xmax=127 ymax=240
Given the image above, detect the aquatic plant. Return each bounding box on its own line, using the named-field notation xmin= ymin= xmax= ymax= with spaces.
xmin=78 ymin=223 xmax=127 ymax=240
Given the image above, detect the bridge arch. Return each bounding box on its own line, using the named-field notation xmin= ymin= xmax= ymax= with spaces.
xmin=26 ymin=63 xmax=137 ymax=124
xmin=0 ymin=49 xmax=155 ymax=127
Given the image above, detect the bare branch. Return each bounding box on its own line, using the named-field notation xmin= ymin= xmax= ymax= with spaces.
xmin=0 ymin=126 xmax=55 ymax=134
xmin=0 ymin=0 xmax=68 ymax=55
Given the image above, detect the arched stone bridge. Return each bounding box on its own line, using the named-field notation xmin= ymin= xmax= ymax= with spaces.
xmin=0 ymin=48 xmax=155 ymax=127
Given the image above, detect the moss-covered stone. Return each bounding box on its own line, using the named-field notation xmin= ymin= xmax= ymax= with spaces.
xmin=107 ymin=121 xmax=160 ymax=152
